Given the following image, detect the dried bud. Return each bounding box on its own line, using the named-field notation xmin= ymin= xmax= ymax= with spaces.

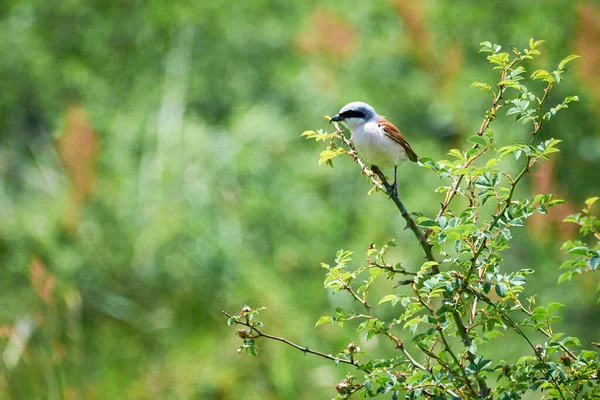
xmin=534 ymin=344 xmax=544 ymax=354
xmin=394 ymin=371 xmax=407 ymax=379
xmin=560 ymin=353 xmax=573 ymax=366
xmin=346 ymin=342 xmax=358 ymax=354
xmin=236 ymin=329 xmax=250 ymax=339
xmin=336 ymin=380 xmax=351 ymax=395
xmin=240 ymin=305 xmax=252 ymax=316
xmin=502 ymin=364 xmax=511 ymax=376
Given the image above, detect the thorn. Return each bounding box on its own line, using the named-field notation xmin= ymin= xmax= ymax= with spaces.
xmin=394 ymin=279 xmax=415 ymax=287
xmin=404 ymin=223 xmax=409 ymax=230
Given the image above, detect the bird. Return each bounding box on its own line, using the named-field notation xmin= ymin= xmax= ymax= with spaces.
xmin=330 ymin=101 xmax=418 ymax=198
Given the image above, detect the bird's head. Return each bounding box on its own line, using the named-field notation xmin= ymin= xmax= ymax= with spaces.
xmin=330 ymin=102 xmax=380 ymax=131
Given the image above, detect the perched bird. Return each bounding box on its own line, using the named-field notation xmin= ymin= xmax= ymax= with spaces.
xmin=330 ymin=101 xmax=418 ymax=197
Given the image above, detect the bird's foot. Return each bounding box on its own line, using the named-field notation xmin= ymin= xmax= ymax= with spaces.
xmin=388 ymin=181 xmax=398 ymax=199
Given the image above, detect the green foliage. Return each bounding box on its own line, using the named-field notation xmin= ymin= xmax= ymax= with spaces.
xmin=559 ymin=198 xmax=600 ymax=297
xmin=227 ymin=40 xmax=600 ymax=399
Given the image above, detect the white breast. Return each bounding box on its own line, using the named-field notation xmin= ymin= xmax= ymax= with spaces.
xmin=350 ymin=122 xmax=407 ymax=169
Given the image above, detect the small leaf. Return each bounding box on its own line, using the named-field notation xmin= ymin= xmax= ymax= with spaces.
xmin=590 ymin=255 xmax=600 ymax=271
xmin=315 ymin=316 xmax=333 ymax=327
xmin=378 ymin=294 xmax=399 ymax=306
xmin=547 ymin=302 xmax=565 ymax=313
xmin=466 ymin=342 xmax=477 ymax=355
xmin=531 ymin=69 xmax=554 ymax=82
xmin=495 ymin=283 xmax=507 ymax=298
xmin=568 ymin=246 xmax=589 ymax=256
xmin=558 ymin=55 xmax=580 ymax=70
xmin=585 ymin=197 xmax=599 ymax=207
xmin=483 ymin=282 xmax=492 ymax=294
xmin=319 ymin=148 xmax=344 ymax=165
xmin=418 ymin=219 xmax=439 ymax=227
xmin=510 ymin=275 xmax=527 ymax=286
xmin=467 ymin=135 xmax=488 ymax=146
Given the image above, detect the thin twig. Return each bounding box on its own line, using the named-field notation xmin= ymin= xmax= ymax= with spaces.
xmin=451 ymin=310 xmax=490 ymax=396
xmin=425 ymin=57 xmax=521 ymax=240
xmin=464 ymin=82 xmax=553 ymax=285
xmin=466 ymin=291 xmax=567 ymax=400
xmin=222 ymin=311 xmax=362 ymax=369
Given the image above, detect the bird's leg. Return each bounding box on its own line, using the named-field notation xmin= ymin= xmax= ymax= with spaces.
xmin=388 ymin=166 xmax=398 ymax=199
xmin=370 ymin=165 xmax=380 ymax=179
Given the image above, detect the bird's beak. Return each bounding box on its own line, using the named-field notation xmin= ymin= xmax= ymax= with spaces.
xmin=330 ymin=114 xmax=343 ymax=124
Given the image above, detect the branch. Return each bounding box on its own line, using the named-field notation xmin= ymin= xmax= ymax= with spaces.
xmin=451 ymin=310 xmax=490 ymax=396
xmin=222 ymin=311 xmax=362 ymax=369
xmin=425 ymin=56 xmax=521 ymax=240
xmin=381 ymin=330 xmax=428 ymax=372
xmin=465 ymin=82 xmax=553 ymax=284
xmin=466 ymin=291 xmax=567 ymax=400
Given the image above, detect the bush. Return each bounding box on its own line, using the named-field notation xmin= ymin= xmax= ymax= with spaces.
xmin=225 ymin=40 xmax=599 ymax=399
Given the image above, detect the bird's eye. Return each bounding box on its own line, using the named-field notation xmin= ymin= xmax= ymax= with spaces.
xmin=340 ymin=110 xmax=365 ymax=119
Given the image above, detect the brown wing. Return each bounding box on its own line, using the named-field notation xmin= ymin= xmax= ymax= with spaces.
xmin=378 ymin=119 xmax=418 ymax=163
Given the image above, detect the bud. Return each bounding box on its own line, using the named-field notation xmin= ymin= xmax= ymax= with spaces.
xmin=240 ymin=305 xmax=252 ymax=316
xmin=560 ymin=353 xmax=572 ymax=366
xmin=502 ymin=364 xmax=511 ymax=376
xmin=394 ymin=371 xmax=407 ymax=380
xmin=347 ymin=342 xmax=358 ymax=354
xmin=534 ymin=344 xmax=544 ymax=354
xmin=236 ymin=329 xmax=250 ymax=339
xmin=336 ymin=380 xmax=351 ymax=395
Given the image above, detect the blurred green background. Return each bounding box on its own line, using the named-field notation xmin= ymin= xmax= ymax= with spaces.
xmin=1 ymin=0 xmax=600 ymax=398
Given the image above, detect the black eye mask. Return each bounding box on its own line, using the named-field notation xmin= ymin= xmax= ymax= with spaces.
xmin=340 ymin=110 xmax=366 ymax=119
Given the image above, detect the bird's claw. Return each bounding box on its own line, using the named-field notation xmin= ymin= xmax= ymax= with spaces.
xmin=388 ymin=182 xmax=398 ymax=199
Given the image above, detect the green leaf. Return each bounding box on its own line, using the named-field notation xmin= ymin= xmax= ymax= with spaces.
xmin=485 ymin=330 xmax=503 ymax=340
xmin=510 ymin=275 xmax=527 ymax=286
xmin=531 ymin=69 xmax=554 ymax=82
xmin=335 ymin=307 xmax=346 ymax=319
xmin=495 ymin=283 xmax=507 ymax=297
xmin=403 ymin=317 xmax=421 ymax=329
xmin=564 ymin=95 xmax=579 ymax=104
xmin=487 ymin=52 xmax=509 ymax=66
xmin=547 ymin=302 xmax=565 ymax=313
xmin=315 ymin=316 xmax=333 ymax=327
xmin=483 ymin=282 xmax=492 ymax=294
xmin=448 ymin=149 xmax=465 ymax=161
xmin=581 ymin=350 xmax=597 ymax=359
xmin=529 ymin=38 xmax=545 ymax=49
xmin=418 ymin=218 xmax=439 ymax=228
xmin=378 ymin=294 xmax=399 ymax=306
xmin=568 ymin=246 xmax=589 ymax=256
xmin=471 ymin=81 xmax=494 ymax=95
xmin=466 ymin=342 xmax=477 ymax=355
xmin=319 ymin=148 xmax=344 ymax=166
xmin=467 ymin=135 xmax=488 ymax=146
xmin=590 ymin=255 xmax=600 ymax=271
xmin=533 ymin=306 xmax=548 ymax=317
xmin=558 ymin=54 xmax=580 ymax=70
xmin=585 ymin=197 xmax=599 ymax=207
xmin=479 ymin=41 xmax=493 ymax=52
xmin=558 ymin=271 xmax=574 ymax=284
xmin=562 ymin=337 xmax=581 ymax=347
